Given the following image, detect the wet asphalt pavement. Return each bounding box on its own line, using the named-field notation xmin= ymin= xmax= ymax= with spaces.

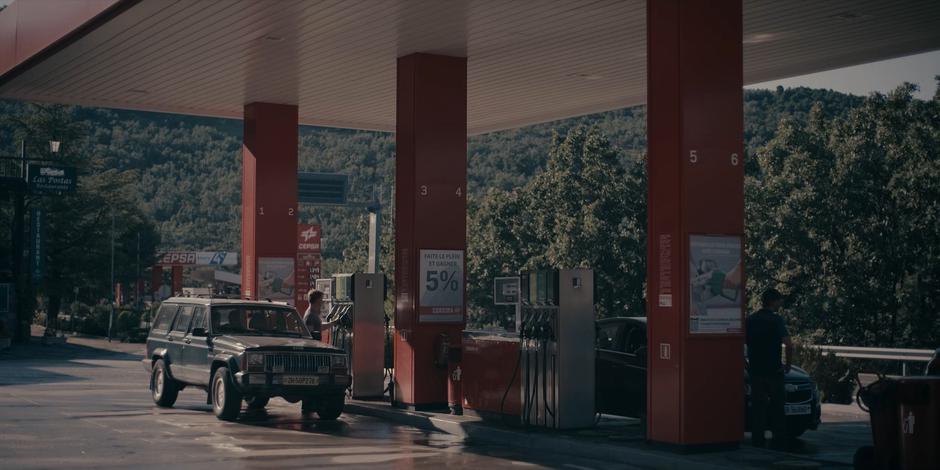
xmin=0 ymin=336 xmax=641 ymax=469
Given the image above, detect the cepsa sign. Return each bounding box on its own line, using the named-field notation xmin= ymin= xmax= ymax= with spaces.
xmin=158 ymin=252 xmax=238 ymax=266
xmin=298 ymin=224 xmax=321 ymax=253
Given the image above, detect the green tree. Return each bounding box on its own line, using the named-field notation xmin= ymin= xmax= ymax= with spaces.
xmin=2 ymin=104 xmax=160 ymax=334
xmin=467 ymin=126 xmax=646 ymax=323
xmin=747 ymin=82 xmax=940 ymax=347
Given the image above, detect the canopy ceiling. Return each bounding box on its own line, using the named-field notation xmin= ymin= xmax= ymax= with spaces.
xmin=1 ymin=0 xmax=938 ymax=134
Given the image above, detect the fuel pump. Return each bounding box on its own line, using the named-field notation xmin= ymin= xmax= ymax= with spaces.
xmin=519 ymin=269 xmax=595 ymax=429
xmin=325 ymin=273 xmax=387 ymax=399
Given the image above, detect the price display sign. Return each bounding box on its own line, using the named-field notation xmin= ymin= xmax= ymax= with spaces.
xmin=418 ymin=249 xmax=464 ymax=323
xmin=493 ymin=277 xmax=520 ymax=305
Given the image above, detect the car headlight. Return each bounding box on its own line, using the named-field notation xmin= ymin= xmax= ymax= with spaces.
xmin=332 ymin=355 xmax=348 ymax=368
xmin=247 ymin=353 xmax=264 ymax=371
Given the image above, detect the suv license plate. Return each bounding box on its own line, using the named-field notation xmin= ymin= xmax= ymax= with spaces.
xmin=785 ymin=404 xmax=811 ymax=416
xmin=275 ymin=376 xmax=320 ymax=386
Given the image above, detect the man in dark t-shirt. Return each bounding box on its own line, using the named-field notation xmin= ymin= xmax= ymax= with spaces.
xmin=303 ymin=289 xmax=334 ymax=341
xmin=746 ymin=288 xmax=792 ymax=448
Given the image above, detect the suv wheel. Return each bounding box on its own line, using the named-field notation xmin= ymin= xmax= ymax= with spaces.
xmin=151 ymin=359 xmax=179 ymax=407
xmin=317 ymin=394 xmax=345 ymax=421
xmin=245 ymin=396 xmax=269 ymax=409
xmin=211 ymin=367 xmax=242 ymax=421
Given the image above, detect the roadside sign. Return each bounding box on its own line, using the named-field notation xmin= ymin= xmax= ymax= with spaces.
xmin=297 ymin=224 xmax=321 ymax=253
xmin=493 ymin=276 xmax=520 ymax=305
xmin=294 ymin=223 xmax=323 ymax=311
xmin=27 ymin=164 xmax=76 ymax=194
xmin=157 ymin=251 xmax=238 ymax=266
xmin=298 ymin=172 xmax=348 ymax=205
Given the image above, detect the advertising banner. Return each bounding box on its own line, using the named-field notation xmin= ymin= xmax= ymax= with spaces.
xmin=158 ymin=251 xmax=238 ymax=266
xmin=689 ymin=235 xmax=743 ymax=334
xmin=258 ymin=257 xmax=295 ymax=304
xmin=27 ymin=164 xmax=76 ymax=194
xmin=30 ymin=208 xmax=44 ymax=283
xmin=418 ymin=249 xmax=464 ymax=323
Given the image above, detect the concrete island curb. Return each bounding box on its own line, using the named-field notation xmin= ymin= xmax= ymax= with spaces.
xmin=344 ymin=401 xmax=733 ymax=469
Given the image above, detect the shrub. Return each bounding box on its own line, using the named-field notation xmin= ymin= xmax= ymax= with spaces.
xmin=792 ymin=332 xmax=856 ymax=404
xmin=78 ymin=305 xmax=112 ymax=337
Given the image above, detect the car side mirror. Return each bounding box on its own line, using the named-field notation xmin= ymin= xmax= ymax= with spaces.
xmin=191 ymin=327 xmax=208 ymax=337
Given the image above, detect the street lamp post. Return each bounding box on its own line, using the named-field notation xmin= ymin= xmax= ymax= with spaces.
xmin=46 ymin=140 xmax=60 ymax=335
xmin=8 ymin=135 xmax=66 ymax=342
xmin=107 ymin=211 xmax=115 ymax=343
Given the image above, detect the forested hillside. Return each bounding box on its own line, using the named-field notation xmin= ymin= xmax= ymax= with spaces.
xmin=4 ymin=84 xmax=939 ymax=348
xmin=2 ymin=86 xmax=862 ymax=259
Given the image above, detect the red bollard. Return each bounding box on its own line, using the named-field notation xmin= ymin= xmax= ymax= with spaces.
xmin=447 ymin=346 xmax=463 ymax=415
xmin=856 ymin=378 xmax=900 ymax=470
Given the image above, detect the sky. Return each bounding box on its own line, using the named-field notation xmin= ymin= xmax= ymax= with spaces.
xmin=747 ymin=50 xmax=940 ymax=101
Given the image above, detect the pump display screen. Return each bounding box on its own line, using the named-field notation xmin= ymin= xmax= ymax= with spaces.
xmin=333 ymin=274 xmax=354 ymax=302
xmin=522 ymin=271 xmax=558 ymax=305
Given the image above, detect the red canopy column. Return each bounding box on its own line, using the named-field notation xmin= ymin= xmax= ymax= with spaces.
xmin=241 ymin=103 xmax=299 ymax=301
xmin=646 ymin=0 xmax=746 ymax=446
xmin=394 ymin=53 xmax=467 ymax=410
xmin=171 ymin=266 xmax=183 ymax=296
xmin=151 ymin=266 xmax=162 ymax=296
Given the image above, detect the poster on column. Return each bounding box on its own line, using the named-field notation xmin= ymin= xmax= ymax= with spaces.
xmin=689 ymin=235 xmax=743 ymax=334
xmin=258 ymin=257 xmax=295 ymax=305
xmin=418 ymin=249 xmax=464 ymax=323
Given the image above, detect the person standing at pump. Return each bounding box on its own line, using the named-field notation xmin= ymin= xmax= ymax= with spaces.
xmin=303 ymin=289 xmax=336 ymax=340
xmin=746 ymin=288 xmax=792 ymax=449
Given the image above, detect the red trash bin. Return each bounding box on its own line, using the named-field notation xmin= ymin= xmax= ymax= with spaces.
xmin=897 ymin=376 xmax=940 ymax=470
xmin=855 ymin=378 xmax=900 ymax=470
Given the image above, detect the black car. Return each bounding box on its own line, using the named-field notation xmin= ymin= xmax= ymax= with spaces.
xmin=596 ymin=317 xmax=821 ymax=438
xmin=142 ymin=297 xmax=350 ymax=421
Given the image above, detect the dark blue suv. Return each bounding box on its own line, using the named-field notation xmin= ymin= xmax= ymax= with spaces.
xmin=143 ymin=297 xmax=349 ymax=421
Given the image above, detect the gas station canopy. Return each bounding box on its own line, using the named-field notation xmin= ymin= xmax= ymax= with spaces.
xmin=1 ymin=0 xmax=939 ymax=134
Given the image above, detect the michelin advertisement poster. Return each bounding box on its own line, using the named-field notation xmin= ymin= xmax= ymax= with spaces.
xmin=689 ymin=235 xmax=743 ymax=334
xmin=258 ymin=257 xmax=295 ymax=305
